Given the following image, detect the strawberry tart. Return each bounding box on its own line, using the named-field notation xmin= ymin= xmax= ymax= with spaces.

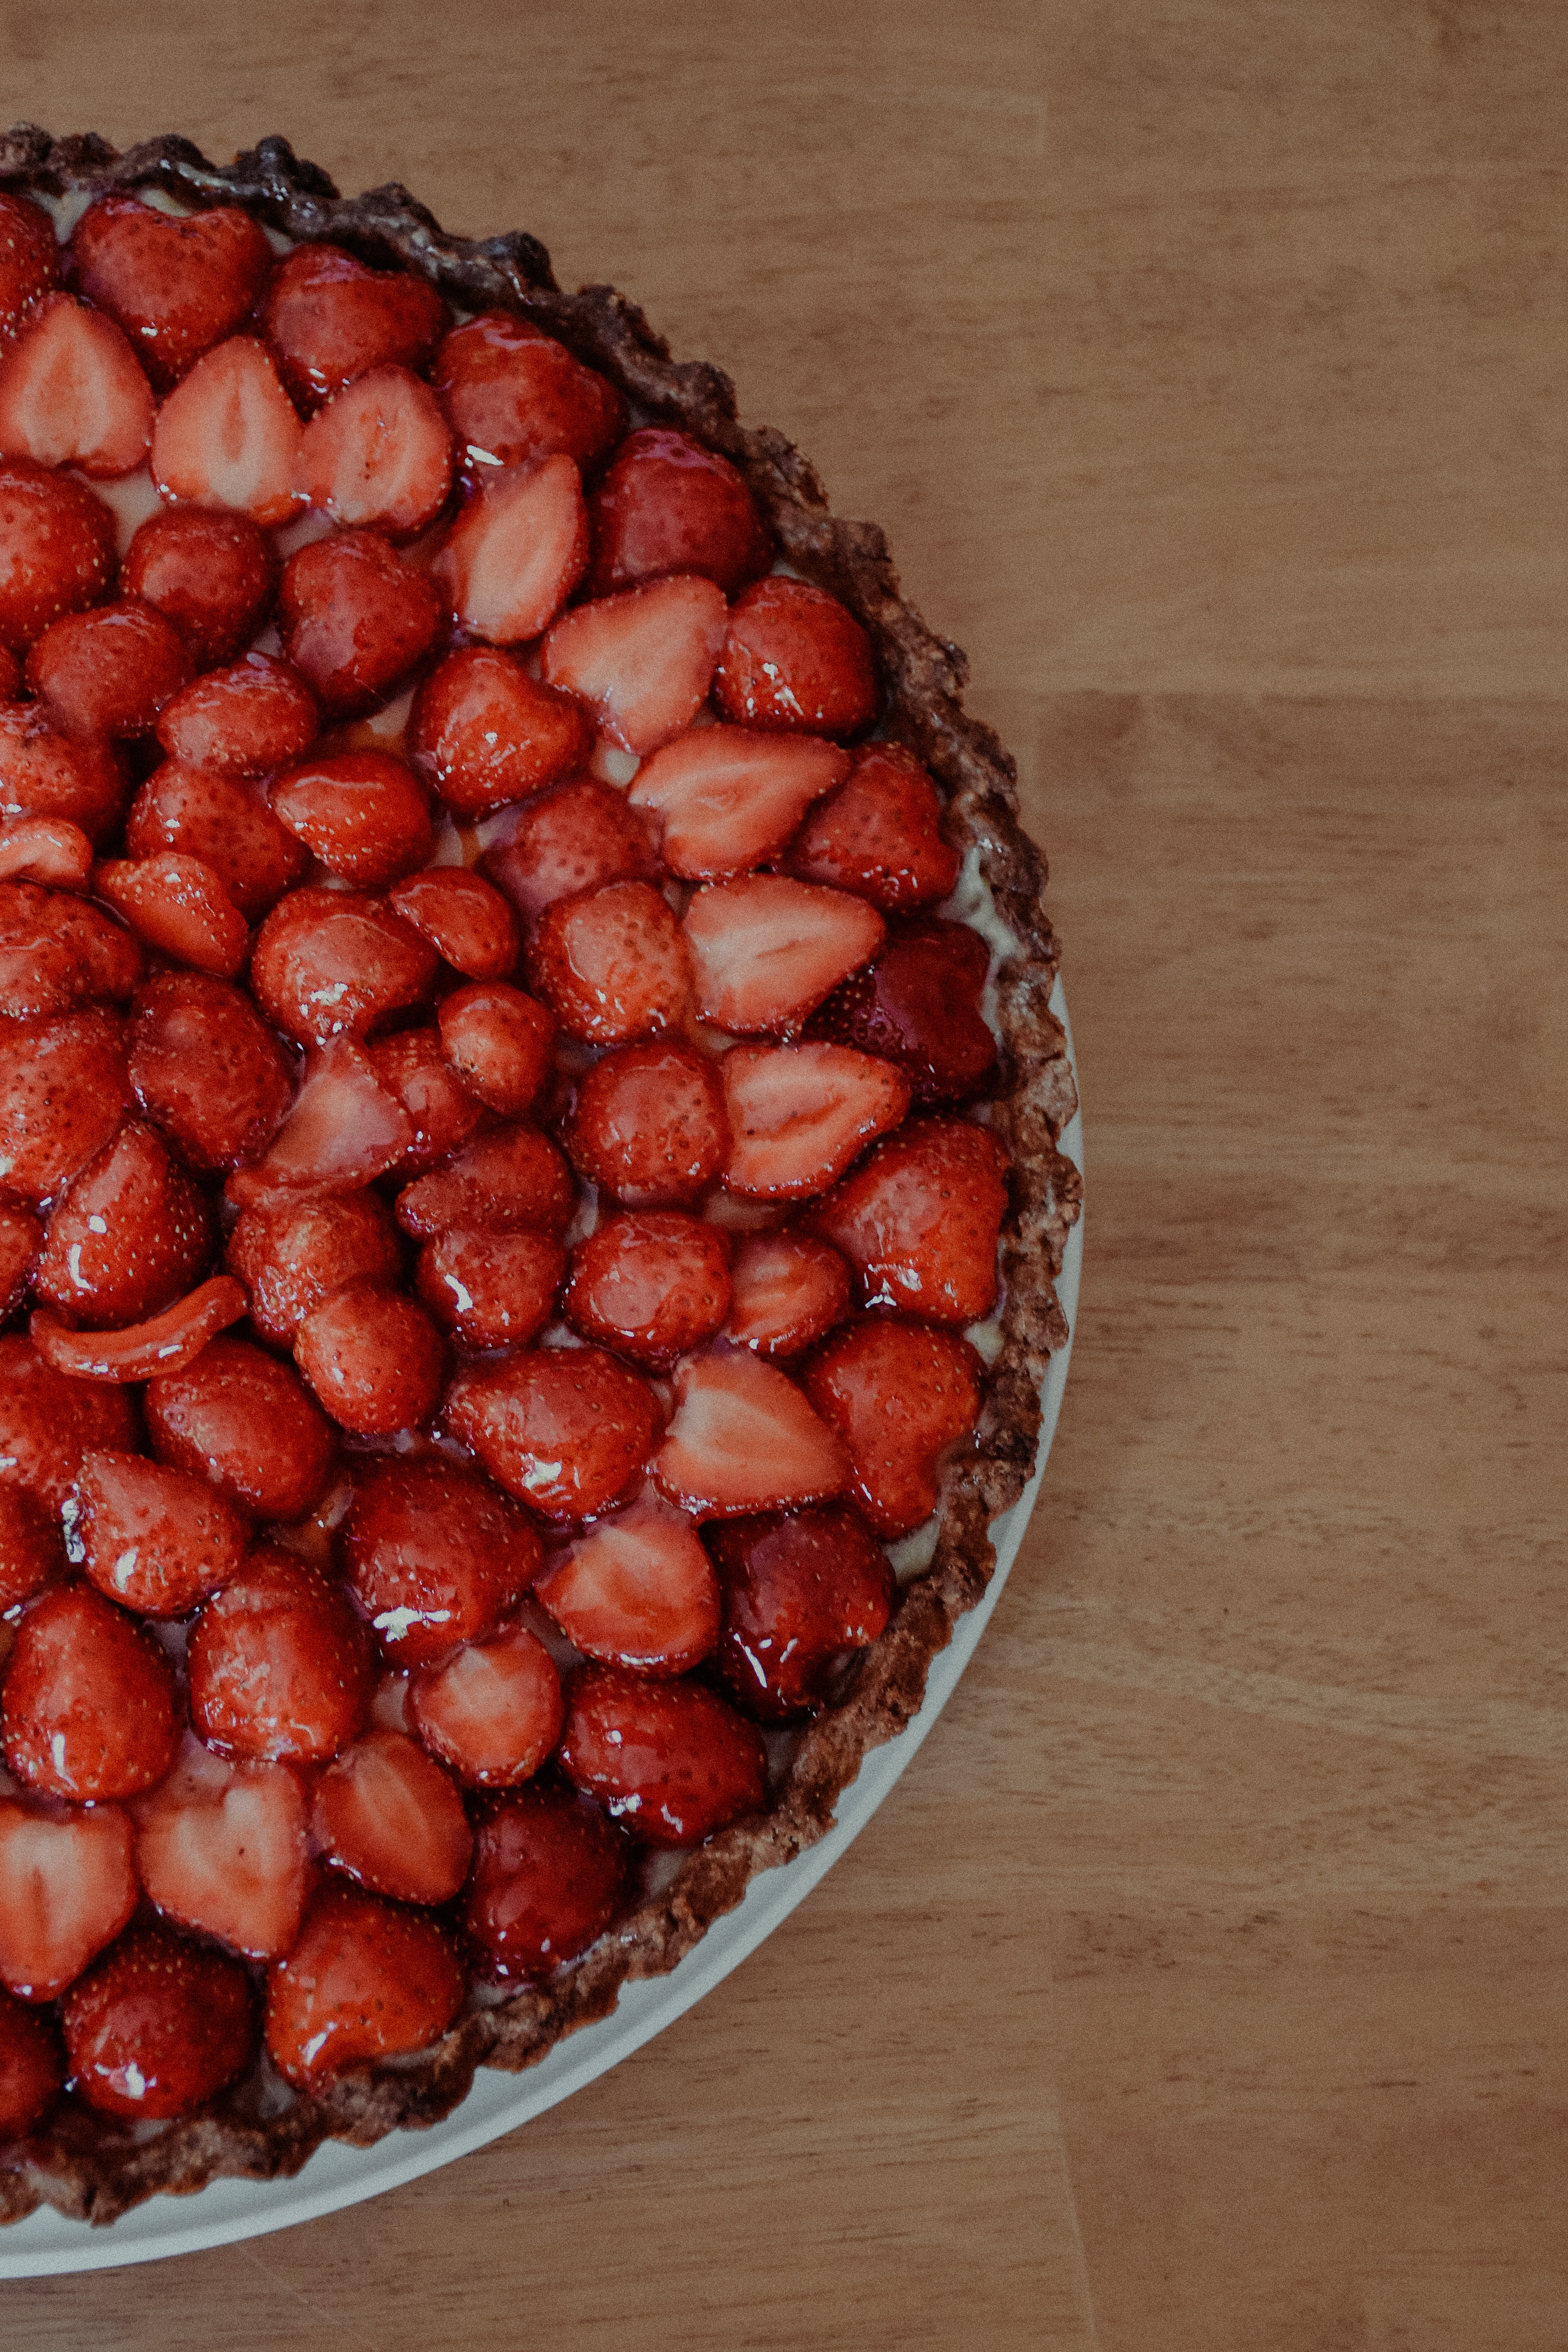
xmin=0 ymin=127 xmax=1079 ymax=2227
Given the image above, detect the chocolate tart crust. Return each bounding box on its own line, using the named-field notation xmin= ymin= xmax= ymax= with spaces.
xmin=0 ymin=127 xmax=1082 ymax=2229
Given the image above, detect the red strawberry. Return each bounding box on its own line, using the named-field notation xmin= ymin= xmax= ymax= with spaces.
xmin=131 ymin=1736 xmax=310 ymax=1962
xmin=432 ymin=313 xmax=625 ymax=475
xmin=788 ymin=742 xmax=959 ymax=910
xmin=529 ymin=878 xmax=693 ymax=1047
xmin=481 ymin=777 xmax=655 ymax=925
xmin=705 ymin=1502 xmax=895 ymax=1720
xmin=250 ymin=884 xmax=438 ymax=1047
xmin=563 ymin=1212 xmax=731 ymax=1371
xmin=464 ymin=1782 xmax=629 ymax=1983
xmin=225 ymin=1039 xmax=412 ymax=1221
xmin=69 ymin=196 xmax=274 ymax=392
xmin=0 ymin=192 xmax=62 ymax=339
xmin=26 ymin=599 xmax=189 ymax=740
xmin=0 ymin=460 xmax=117 ymax=652
xmin=0 ymin=1009 xmax=131 ymax=1209
xmin=294 ymin=1283 xmax=445 ymax=1437
xmin=0 ymin=699 xmax=128 ymax=840
xmin=437 ymin=980 xmax=554 ymax=1116
xmin=122 ymin=505 xmax=277 ymax=670
xmin=395 ymin=1123 xmax=575 ymax=1240
xmin=155 ymin=650 xmax=318 ymax=777
xmin=408 ymin=1620 xmax=564 ymax=1788
xmin=260 ymin=242 xmax=450 ymax=412
xmin=0 ymin=1984 xmax=62 ymax=2132
xmin=31 ymin=1273 xmax=248 ymax=1384
xmin=76 ymin=1448 xmax=250 ymax=1618
xmin=724 ymin=1229 xmax=851 ymax=1360
xmin=313 ymin=1728 xmax=473 ymax=1905
xmin=188 ymin=1542 xmax=373 ymax=1762
xmin=713 ymin=577 xmax=878 ymax=737
xmin=270 ymin=748 xmax=434 ymax=887
xmin=1 ymin=1583 xmax=179 ymax=1801
xmin=408 ymin=647 xmax=593 ymax=820
xmin=341 ymin=1453 xmax=542 ymax=1668
xmin=388 ymin=866 xmax=518 ymax=980
xmin=146 ymin=1333 xmax=337 ymax=1521
xmin=0 ymin=880 xmax=141 ymax=1015
xmin=809 ymin=1116 xmax=1009 ymax=1324
xmin=801 ymin=1318 xmax=985 ymax=1536
xmin=0 ymin=815 xmax=94 ymax=892
xmin=720 ymin=1042 xmax=910 ymax=1200
xmin=535 ymin=1489 xmax=720 ymax=1676
xmin=681 ymin=875 xmax=885 ymax=1036
xmin=265 ymin=1881 xmax=465 ymax=2090
xmin=629 ymin=725 xmax=847 ymax=880
xmin=95 ymin=852 xmax=249 ymax=980
xmin=652 ymin=1350 xmax=848 ymax=1520
xmin=416 ymin=1228 xmax=565 ymax=1352
xmin=127 ymin=761 xmax=307 ymax=920
xmin=229 ymin=1187 xmax=403 ymax=1350
xmin=432 ymin=455 xmax=587 ymax=644
xmin=365 ymin=1025 xmax=488 ymax=1177
xmin=0 ymin=1474 xmax=58 ymax=1609
xmin=586 ymin=427 xmax=773 ymax=599
xmin=60 ymin=1920 xmax=257 ymax=2120
xmin=128 ymin=970 xmax=294 ymax=1173
xmin=151 ymin=336 xmax=303 ymax=527
xmin=805 ymin=916 xmax=998 ymax=1105
xmin=36 ymin=1119 xmax=212 ymax=1329
xmin=0 ymin=293 xmax=153 ymax=478
xmin=445 ymin=1346 xmax=659 ymax=1523
xmin=278 ymin=527 xmax=443 ymax=717
xmin=557 ymin=1663 xmax=765 ymax=1847
xmin=539 ymin=573 xmax=728 ymax=757
xmin=0 ymin=1331 xmax=140 ymax=1513
xmin=0 ymin=1799 xmax=138 ymax=2001
xmin=296 ymin=363 xmax=454 ymax=540
xmin=562 ymin=1040 xmax=729 ymax=1208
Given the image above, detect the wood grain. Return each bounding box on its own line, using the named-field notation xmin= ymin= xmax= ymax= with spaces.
xmin=2 ymin=2 xmax=1564 ymax=2345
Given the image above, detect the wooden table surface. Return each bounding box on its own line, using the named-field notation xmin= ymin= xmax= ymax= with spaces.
xmin=6 ymin=5 xmax=1565 ymax=2345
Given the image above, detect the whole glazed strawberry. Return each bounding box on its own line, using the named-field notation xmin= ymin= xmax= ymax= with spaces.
xmin=0 ymin=125 xmax=1079 ymax=2229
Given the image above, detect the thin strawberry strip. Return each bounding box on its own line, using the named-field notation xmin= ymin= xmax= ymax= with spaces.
xmin=0 ymin=817 xmax=92 ymax=888
xmin=31 ymin=1275 xmax=247 ymax=1382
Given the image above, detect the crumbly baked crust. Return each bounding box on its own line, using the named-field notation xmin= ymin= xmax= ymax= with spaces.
xmin=0 ymin=127 xmax=1081 ymax=2228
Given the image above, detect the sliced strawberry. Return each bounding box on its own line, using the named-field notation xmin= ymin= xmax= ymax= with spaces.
xmin=0 ymin=292 xmax=153 ymax=478
xmin=155 ymin=651 xmax=318 ymax=778
xmin=0 ymin=815 xmax=94 ymax=891
xmin=586 ymin=427 xmax=773 ymax=598
xmin=270 ymin=748 xmax=434 ymax=887
xmin=539 ymin=573 xmax=728 ymax=757
xmin=0 ymin=1799 xmax=138 ymax=2001
xmin=713 ymin=577 xmax=877 ymax=737
xmin=0 ymin=1474 xmax=57 ymax=1610
xmin=36 ymin=1119 xmax=212 ymax=1328
xmin=445 ymin=1346 xmax=659 ymax=1523
xmin=0 ymin=192 xmax=61 ymax=339
xmin=464 ymin=1782 xmax=629 ymax=1983
xmin=0 ymin=1332 xmax=140 ymax=1514
xmin=408 ymin=1620 xmax=564 ymax=1788
xmin=294 ymin=1283 xmax=445 ymax=1437
xmin=388 ymin=867 xmax=518 ymax=979
xmin=564 ymin=1212 xmax=731 ymax=1371
xmin=629 ymin=725 xmax=847 ymax=881
xmin=260 ymin=242 xmax=450 ymax=412
xmin=0 ymin=699 xmax=128 ymax=840
xmin=128 ymin=970 xmax=294 ymax=1174
xmin=229 ymin=1186 xmax=403 ymax=1350
xmin=251 ymin=884 xmax=437 ymax=1047
xmin=265 ymin=1881 xmax=465 ymax=2090
xmin=188 ymin=1542 xmax=373 ymax=1762
xmin=724 ymin=1229 xmax=851 ymax=1360
xmin=706 ymin=1502 xmax=894 ymax=1721
xmin=535 ymin=1490 xmax=720 ymax=1676
xmin=127 ymin=761 xmax=309 ymax=921
xmin=365 ymin=1025 xmax=489 ymax=1177
xmin=408 ymin=647 xmax=593 ymax=819
xmin=26 ymin=599 xmax=189 ymax=740
xmin=1 ymin=1582 xmax=179 ymax=1801
xmin=122 ymin=504 xmax=277 ymax=670
xmin=481 ymin=777 xmax=655 ymax=925
xmin=95 ymin=851 xmax=249 ymax=980
xmin=720 ymin=1042 xmax=910 ymax=1200
xmin=415 ymin=1228 xmax=565 ymax=1351
xmin=806 ymin=916 xmax=998 ymax=1105
xmin=810 ymin=1116 xmax=1009 ymax=1324
xmin=296 ymin=363 xmax=454 ymax=540
xmin=152 ymin=336 xmax=303 ymax=527
xmin=278 ymin=527 xmax=443 ymax=717
xmin=0 ymin=1009 xmax=131 ymax=1209
xmin=652 ymin=1350 xmax=848 ymax=1520
xmin=801 ymin=1318 xmax=985 ymax=1536
xmin=313 ymin=1728 xmax=472 ymax=1905
xmin=60 ymin=1919 xmax=257 ymax=2120
xmin=76 ymin=1447 xmax=249 ymax=1618
xmin=69 ymin=196 xmax=274 ymax=392
xmin=131 ymin=1735 xmax=310 ymax=1961
xmin=0 ymin=880 xmax=140 ymax=1014
xmin=557 ymin=1663 xmax=765 ymax=1847
xmin=146 ymin=1333 xmax=337 ymax=1522
xmin=395 ymin=1123 xmax=575 ymax=1240
xmin=788 ymin=742 xmax=959 ymax=909
xmin=681 ymin=875 xmax=884 ymax=1036
xmin=432 ymin=454 xmax=587 ymax=647
xmin=562 ymin=1040 xmax=729 ymax=1208
xmin=31 ymin=1276 xmax=248 ymax=1384
xmin=341 ymin=1453 xmax=542 ymax=1669
xmin=225 ymin=1036 xmax=411 ymax=1209
xmin=437 ymin=980 xmax=554 ymax=1116
xmin=0 ymin=1984 xmax=62 ymax=2132
xmin=0 ymin=460 xmax=117 ymax=652
xmin=529 ymin=879 xmax=692 ymax=1047
xmin=432 ymin=312 xmax=625 ymax=475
